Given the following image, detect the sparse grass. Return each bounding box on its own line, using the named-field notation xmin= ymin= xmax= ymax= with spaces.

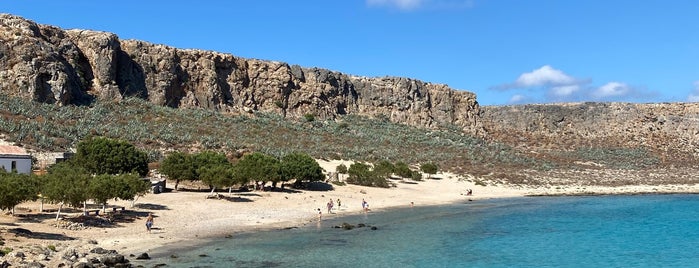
xmin=0 ymin=95 xmax=669 ymax=178
xmin=0 ymin=96 xmax=542 ymax=170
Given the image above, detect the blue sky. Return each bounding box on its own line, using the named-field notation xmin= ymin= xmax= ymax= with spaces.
xmin=3 ymin=0 xmax=698 ymax=105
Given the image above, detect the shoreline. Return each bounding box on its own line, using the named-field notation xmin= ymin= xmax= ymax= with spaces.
xmin=3 ymin=167 xmax=699 ymax=266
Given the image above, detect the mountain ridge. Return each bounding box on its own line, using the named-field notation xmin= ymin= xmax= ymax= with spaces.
xmin=0 ymin=14 xmax=482 ymax=134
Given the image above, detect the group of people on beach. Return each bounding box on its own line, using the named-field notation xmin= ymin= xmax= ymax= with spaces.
xmin=316 ymin=197 xmax=369 ymax=221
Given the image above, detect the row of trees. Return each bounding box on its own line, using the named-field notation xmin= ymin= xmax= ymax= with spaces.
xmin=339 ymin=160 xmax=439 ymax=188
xmin=159 ymin=151 xmax=326 ymax=192
xmin=0 ymin=136 xmax=151 ymax=218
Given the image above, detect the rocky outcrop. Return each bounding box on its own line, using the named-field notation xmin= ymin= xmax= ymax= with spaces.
xmin=0 ymin=14 xmax=482 ymax=133
xmin=481 ymin=102 xmax=699 ymax=163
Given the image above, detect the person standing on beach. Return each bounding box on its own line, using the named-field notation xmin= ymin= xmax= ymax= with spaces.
xmin=317 ymin=208 xmax=322 ymax=221
xmin=362 ymin=199 xmax=369 ymax=212
xmin=337 ymin=198 xmax=341 ymax=208
xmin=145 ymin=213 xmax=154 ymax=233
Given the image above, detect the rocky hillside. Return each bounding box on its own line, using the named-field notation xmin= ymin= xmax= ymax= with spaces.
xmin=0 ymin=14 xmax=481 ymax=134
xmin=481 ymin=102 xmax=699 ymax=165
xmin=1 ymin=14 xmax=698 ymax=169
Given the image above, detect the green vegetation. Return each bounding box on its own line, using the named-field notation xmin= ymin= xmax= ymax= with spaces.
xmin=0 ymin=171 xmax=40 ymax=214
xmin=568 ymin=147 xmax=660 ymax=169
xmin=347 ymin=162 xmax=389 ymax=188
xmin=335 ymin=164 xmax=348 ymax=174
xmin=159 ymin=151 xmax=195 ymax=190
xmin=0 ymin=96 xmax=543 ymax=174
xmin=73 ymin=136 xmax=149 ymax=176
xmin=0 ymin=95 xmax=669 ymax=188
xmin=233 ymin=152 xmax=280 ymax=188
xmin=420 ymin=162 xmax=439 ymax=178
xmin=280 ymin=152 xmax=324 ymax=188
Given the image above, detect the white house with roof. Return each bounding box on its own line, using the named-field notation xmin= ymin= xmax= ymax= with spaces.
xmin=0 ymin=145 xmax=32 ymax=174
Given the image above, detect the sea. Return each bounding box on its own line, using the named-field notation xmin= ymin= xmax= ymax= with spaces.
xmin=138 ymin=194 xmax=699 ymax=267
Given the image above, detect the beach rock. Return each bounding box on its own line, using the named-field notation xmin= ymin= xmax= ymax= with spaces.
xmin=97 ymin=253 xmax=126 ymax=266
xmin=89 ymin=247 xmax=115 ymax=255
xmin=23 ymin=261 xmax=44 ymax=268
xmin=72 ymin=262 xmax=93 ymax=268
xmin=11 ymin=251 xmax=26 ymax=258
xmin=134 ymin=253 xmax=150 ymax=260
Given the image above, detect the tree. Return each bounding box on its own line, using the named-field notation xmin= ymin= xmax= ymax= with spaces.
xmin=335 ymin=164 xmax=348 ymax=174
xmin=199 ymin=164 xmax=235 ymax=195
xmin=233 ymin=152 xmax=280 ymax=189
xmin=74 ymin=136 xmax=149 ymax=176
xmin=0 ymin=171 xmax=39 ymax=215
xmin=159 ymin=151 xmax=195 ymax=190
xmin=420 ymin=162 xmax=439 ymax=179
xmin=113 ymin=173 xmax=150 ymax=207
xmin=280 ymin=152 xmax=324 ymax=189
xmin=347 ymin=162 xmax=389 ymax=188
xmin=193 ymin=151 xmax=229 ymax=178
xmin=373 ymin=160 xmax=395 ymax=179
xmin=88 ymin=174 xmax=116 ymax=213
xmin=42 ymin=161 xmax=92 ymax=220
xmin=394 ymin=161 xmax=413 ymax=178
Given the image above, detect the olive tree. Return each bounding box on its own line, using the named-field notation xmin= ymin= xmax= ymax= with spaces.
xmin=159 ymin=151 xmax=195 ymax=190
xmin=88 ymin=174 xmax=116 ymax=213
xmin=42 ymin=161 xmax=92 ymax=220
xmin=113 ymin=173 xmax=151 ymax=208
xmin=0 ymin=171 xmax=39 ymax=215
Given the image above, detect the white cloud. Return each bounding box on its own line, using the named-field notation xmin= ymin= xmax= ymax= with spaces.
xmin=514 ymin=65 xmax=577 ymax=88
xmin=592 ymin=82 xmax=631 ymax=99
xmin=366 ymin=0 xmax=424 ymax=10
xmin=508 ymin=94 xmax=527 ymax=104
xmin=551 ymin=85 xmax=580 ymax=97
xmin=688 ymin=81 xmax=699 ymax=102
xmin=493 ymin=65 xmax=655 ymax=104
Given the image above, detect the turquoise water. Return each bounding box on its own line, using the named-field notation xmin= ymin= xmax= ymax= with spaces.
xmin=139 ymin=195 xmax=699 ymax=267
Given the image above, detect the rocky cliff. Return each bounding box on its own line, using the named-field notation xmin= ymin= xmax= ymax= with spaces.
xmin=0 ymin=14 xmax=482 ymax=133
xmin=481 ymin=102 xmax=699 ymax=164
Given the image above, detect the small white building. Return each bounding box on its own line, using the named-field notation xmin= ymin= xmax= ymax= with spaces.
xmin=0 ymin=145 xmax=32 ymax=174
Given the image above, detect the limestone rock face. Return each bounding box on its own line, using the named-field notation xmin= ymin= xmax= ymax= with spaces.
xmin=481 ymin=102 xmax=699 ymax=160
xmin=0 ymin=14 xmax=482 ymax=133
xmin=0 ymin=14 xmax=86 ymax=104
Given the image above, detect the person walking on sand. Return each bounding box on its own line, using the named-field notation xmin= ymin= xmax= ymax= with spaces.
xmin=145 ymin=213 xmax=154 ymax=233
xmin=362 ymin=199 xmax=369 ymax=212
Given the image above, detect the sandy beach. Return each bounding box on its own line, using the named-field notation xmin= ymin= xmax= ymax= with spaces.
xmin=2 ymin=160 xmax=699 ymax=266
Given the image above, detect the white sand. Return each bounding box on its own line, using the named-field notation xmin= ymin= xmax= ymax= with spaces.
xmin=3 ymin=159 xmax=699 ymax=257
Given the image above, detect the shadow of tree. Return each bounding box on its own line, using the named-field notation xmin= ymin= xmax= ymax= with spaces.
xmin=15 ymin=213 xmax=61 ymax=223
xmin=8 ymin=228 xmax=76 ymax=241
xmin=304 ymin=182 xmax=335 ymax=192
xmin=206 ymin=195 xmax=253 ymax=202
xmin=134 ymin=203 xmax=170 ymax=210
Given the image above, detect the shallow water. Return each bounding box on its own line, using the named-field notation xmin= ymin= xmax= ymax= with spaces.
xmin=138 ymin=195 xmax=699 ymax=267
